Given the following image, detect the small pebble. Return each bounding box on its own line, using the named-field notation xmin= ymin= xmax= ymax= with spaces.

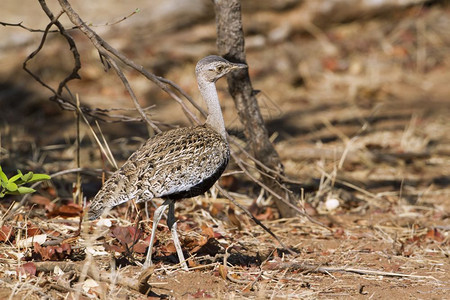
xmin=325 ymin=198 xmax=340 ymax=210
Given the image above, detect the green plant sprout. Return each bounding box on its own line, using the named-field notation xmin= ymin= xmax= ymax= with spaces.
xmin=0 ymin=166 xmax=50 ymax=198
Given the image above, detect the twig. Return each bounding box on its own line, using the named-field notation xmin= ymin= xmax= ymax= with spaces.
xmin=34 ymin=261 xmax=155 ymax=294
xmin=223 ymin=243 xmax=252 ymax=284
xmin=103 ymin=55 xmax=160 ymax=134
xmin=157 ymin=76 xmax=207 ymax=118
xmin=230 ymin=151 xmax=331 ymax=232
xmin=217 ymin=186 xmax=295 ymax=255
xmin=93 ymin=8 xmax=140 ymax=27
xmin=22 ymin=0 xmax=120 ymax=123
xmin=22 ymin=7 xmax=64 ymax=99
xmin=243 ymin=249 xmax=274 ymax=290
xmin=57 ymin=0 xmax=202 ymax=127
xmin=0 ymin=8 xmax=138 ymax=33
xmin=271 ymin=262 xmax=440 ymax=281
xmin=0 ymin=21 xmax=59 ymax=33
xmin=79 ymin=108 xmax=118 ymax=169
xmin=94 ymin=120 xmax=118 ymax=170
xmin=75 ymin=95 xmax=82 ymax=206
xmin=13 ymin=2 xmax=160 ymax=126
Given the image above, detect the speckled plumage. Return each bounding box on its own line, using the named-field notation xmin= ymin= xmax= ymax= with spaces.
xmin=88 ymin=125 xmax=229 ymax=219
xmin=88 ymin=56 xmax=247 ymax=269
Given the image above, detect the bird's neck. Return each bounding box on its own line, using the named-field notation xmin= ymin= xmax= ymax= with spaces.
xmin=198 ymin=78 xmax=227 ymax=140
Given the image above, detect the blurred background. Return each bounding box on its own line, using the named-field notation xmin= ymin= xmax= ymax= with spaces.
xmin=1 ymin=0 xmax=449 ymax=197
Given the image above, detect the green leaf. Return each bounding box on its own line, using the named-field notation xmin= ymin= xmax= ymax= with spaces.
xmin=27 ymin=173 xmax=51 ymax=184
xmin=9 ymin=173 xmax=22 ymax=183
xmin=0 ymin=168 xmax=8 ymax=184
xmin=6 ymin=181 xmax=18 ymax=192
xmin=21 ymin=171 xmax=33 ymax=182
xmin=17 ymin=186 xmax=36 ymax=195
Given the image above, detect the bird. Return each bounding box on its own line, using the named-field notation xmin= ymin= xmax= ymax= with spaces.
xmin=88 ymin=55 xmax=247 ymax=270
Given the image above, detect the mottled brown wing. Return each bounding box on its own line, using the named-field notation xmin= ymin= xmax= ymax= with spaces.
xmin=88 ymin=125 xmax=229 ymax=219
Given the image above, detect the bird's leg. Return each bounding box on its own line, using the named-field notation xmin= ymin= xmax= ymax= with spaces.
xmin=167 ymin=200 xmax=188 ymax=271
xmin=143 ymin=200 xmax=169 ymax=269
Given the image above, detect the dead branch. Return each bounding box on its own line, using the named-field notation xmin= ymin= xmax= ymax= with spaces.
xmin=57 ymin=0 xmax=202 ymax=127
xmin=0 ymin=21 xmax=59 ymax=33
xmin=271 ymin=262 xmax=440 ymax=281
xmin=20 ymin=1 xmax=134 ymax=125
xmin=214 ymin=0 xmax=299 ymax=218
xmin=34 ymin=261 xmax=154 ymax=295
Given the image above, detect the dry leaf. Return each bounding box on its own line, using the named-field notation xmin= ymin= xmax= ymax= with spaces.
xmin=30 ymin=194 xmax=51 ymax=205
xmin=82 ymin=278 xmax=99 ymax=294
xmin=187 ymin=258 xmax=198 ymax=268
xmin=210 ymin=203 xmax=224 ymax=217
xmin=201 ymin=225 xmax=215 ymax=239
xmin=26 ymin=225 xmax=41 ymax=237
xmin=219 ymin=175 xmax=236 ymax=189
xmin=133 ymin=240 xmax=149 ymax=254
xmin=333 ymin=228 xmax=345 ymax=238
xmin=189 ymin=289 xmax=213 ymax=298
xmin=33 ymin=242 xmax=72 ymax=260
xmin=161 ymin=242 xmax=176 ymax=255
xmin=227 ymin=206 xmax=242 ymax=230
xmin=0 ymin=225 xmax=13 ymax=242
xmin=425 ymin=228 xmax=444 ymax=242
xmin=111 ymin=225 xmax=142 ymax=246
xmin=47 ymin=203 xmax=83 ymax=218
xmin=255 ymin=207 xmax=274 ymax=221
xmin=218 ymin=264 xmax=228 ymax=280
xmin=16 ymin=262 xmax=36 ymax=277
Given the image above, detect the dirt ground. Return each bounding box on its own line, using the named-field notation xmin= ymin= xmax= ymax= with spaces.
xmin=0 ymin=1 xmax=449 ymax=299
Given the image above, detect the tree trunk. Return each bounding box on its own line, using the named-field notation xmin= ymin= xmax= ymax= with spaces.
xmin=214 ymin=0 xmax=297 ymax=218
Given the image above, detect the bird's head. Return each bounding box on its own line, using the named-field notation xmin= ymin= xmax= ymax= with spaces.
xmin=196 ymin=55 xmax=247 ymax=83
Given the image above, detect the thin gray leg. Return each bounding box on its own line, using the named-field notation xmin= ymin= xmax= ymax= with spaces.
xmin=167 ymin=201 xmax=188 ymax=270
xmin=170 ymin=222 xmax=188 ymax=270
xmin=144 ymin=201 xmax=149 ymax=220
xmin=143 ymin=201 xmax=169 ymax=269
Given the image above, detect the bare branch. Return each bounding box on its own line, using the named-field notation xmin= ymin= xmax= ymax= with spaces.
xmin=0 ymin=20 xmax=59 ymax=33
xmin=104 ymin=55 xmax=161 ymax=134
xmin=57 ymin=0 xmax=203 ymax=126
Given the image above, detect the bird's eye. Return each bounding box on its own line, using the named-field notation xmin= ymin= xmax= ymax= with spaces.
xmin=217 ymin=65 xmax=224 ymax=72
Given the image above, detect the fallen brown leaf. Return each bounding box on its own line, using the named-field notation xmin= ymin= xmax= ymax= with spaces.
xmin=0 ymin=225 xmax=14 ymax=242
xmin=425 ymin=228 xmax=445 ymax=242
xmin=17 ymin=262 xmax=36 ymax=277
xmin=47 ymin=203 xmax=83 ymax=218
xmin=201 ymin=225 xmax=215 ymax=239
xmin=255 ymin=207 xmax=274 ymax=221
xmin=227 ymin=206 xmax=242 ymax=230
xmin=33 ymin=242 xmax=72 ymax=261
xmin=218 ymin=264 xmax=228 ymax=280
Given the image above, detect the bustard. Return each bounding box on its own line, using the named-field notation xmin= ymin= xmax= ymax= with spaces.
xmin=88 ymin=56 xmax=247 ymax=270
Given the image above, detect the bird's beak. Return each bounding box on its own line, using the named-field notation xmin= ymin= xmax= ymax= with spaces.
xmin=231 ymin=62 xmax=247 ymax=70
